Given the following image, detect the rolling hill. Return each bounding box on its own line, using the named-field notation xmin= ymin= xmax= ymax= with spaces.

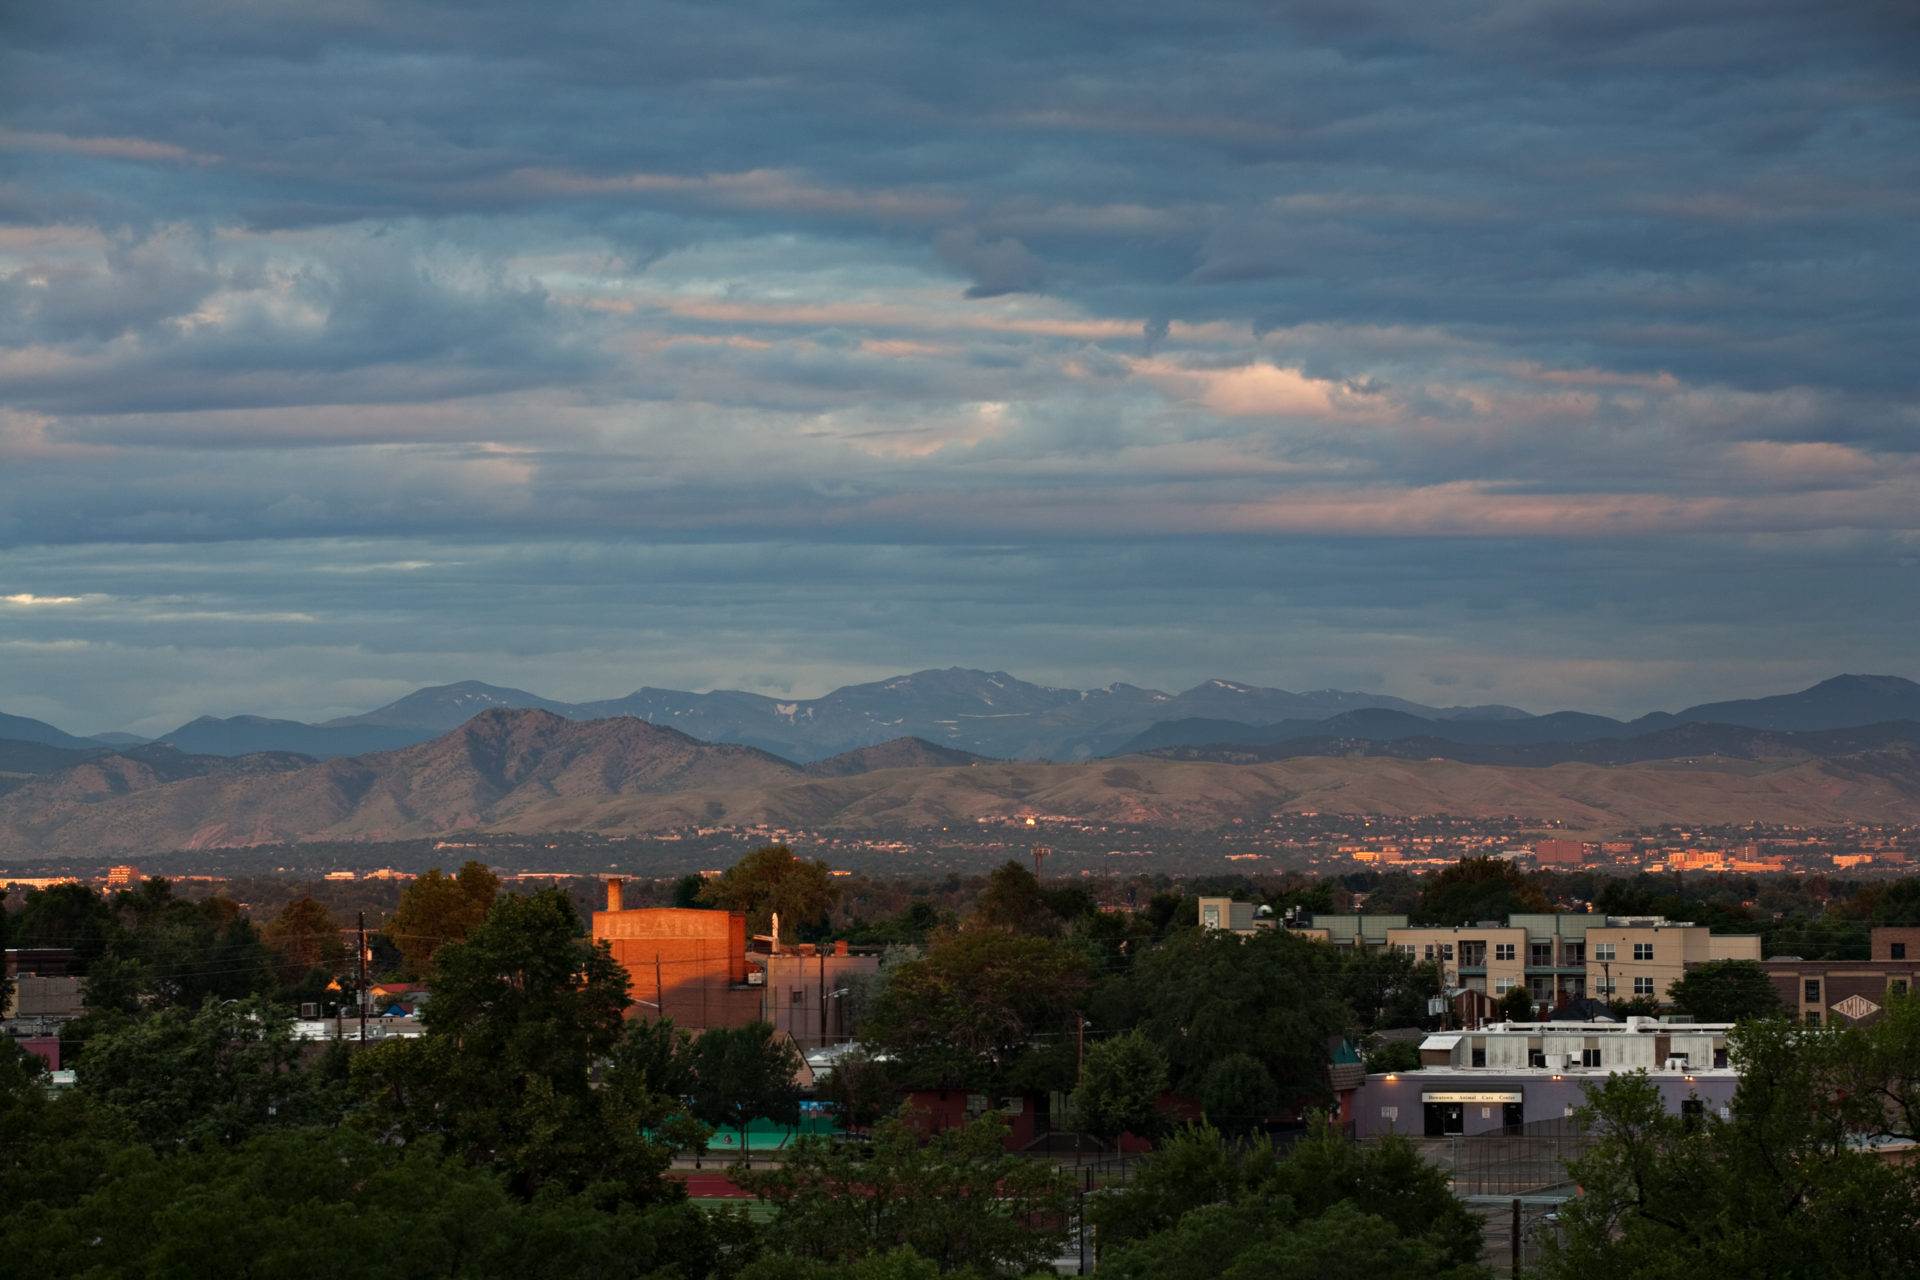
xmin=4 ymin=708 xmax=1920 ymax=857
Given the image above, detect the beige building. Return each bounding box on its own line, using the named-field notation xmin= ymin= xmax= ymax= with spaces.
xmin=1385 ymin=914 xmax=1760 ymax=1009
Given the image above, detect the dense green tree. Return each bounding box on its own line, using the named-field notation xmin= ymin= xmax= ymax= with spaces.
xmin=734 ymin=1110 xmax=1073 ymax=1275
xmin=75 ymin=998 xmax=346 ymax=1149
xmin=355 ymin=887 xmax=689 ymax=1200
xmin=818 ymin=1046 xmax=897 ymax=1131
xmin=971 ymin=860 xmax=1061 ymax=935
xmin=386 ymin=859 xmax=499 ymax=977
xmin=700 ymin=845 xmax=838 ymax=940
xmin=0 ymin=889 xmax=11 ymax=1014
xmin=1540 ymin=1013 xmax=1920 ymax=1280
xmin=0 ymin=1037 xmax=134 ymax=1218
xmin=1070 ymin=1028 xmax=1170 ymax=1144
xmin=1335 ymin=946 xmax=1443 ymax=1032
xmin=1092 ymin=1118 xmax=1486 ymax=1280
xmin=1198 ymin=1053 xmax=1279 ymax=1134
xmin=11 ymin=880 xmax=118 ymax=972
xmin=0 ymin=1126 xmax=722 ymax=1280
xmin=1413 ymin=857 xmax=1549 ymax=925
xmin=860 ymin=929 xmax=1088 ymax=1091
xmin=1362 ymin=1039 xmax=1422 ymax=1074
xmin=689 ymin=1020 xmax=804 ymax=1165
xmin=739 ymin=1247 xmax=941 ymax=1280
xmin=1497 ymin=984 xmax=1536 ymax=1021
xmin=261 ymin=894 xmax=349 ymax=989
xmin=1112 ymin=928 xmax=1349 ymax=1114
xmin=1665 ymin=958 xmax=1785 ymax=1022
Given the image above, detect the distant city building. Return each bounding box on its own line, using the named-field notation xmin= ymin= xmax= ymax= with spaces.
xmin=1532 ymin=839 xmax=1589 ymax=865
xmin=105 ymin=864 xmax=140 ymax=888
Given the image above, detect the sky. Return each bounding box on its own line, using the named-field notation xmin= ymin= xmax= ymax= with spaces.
xmin=2 ymin=1 xmax=1918 ymax=737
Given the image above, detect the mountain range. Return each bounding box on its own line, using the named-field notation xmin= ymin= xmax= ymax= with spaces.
xmin=16 ymin=669 xmax=1917 ymax=765
xmin=3 ymin=705 xmax=1919 ymax=857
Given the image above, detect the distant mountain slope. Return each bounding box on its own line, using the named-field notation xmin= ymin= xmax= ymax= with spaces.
xmin=321 ymin=681 xmax=577 ymax=732
xmin=0 ymin=737 xmax=106 ymax=798
xmin=0 ymin=711 xmax=99 ymax=751
xmin=1671 ymin=675 xmax=1920 ymax=732
xmin=0 ymin=710 xmax=807 ymax=854
xmin=159 ymin=715 xmax=433 ymax=759
xmin=317 ymin=668 xmax=1532 ymax=762
xmin=801 ymin=737 xmax=996 ymax=778
xmin=1130 ymin=720 xmax=1920 ymax=770
xmin=5 ymin=708 xmax=1920 ymax=856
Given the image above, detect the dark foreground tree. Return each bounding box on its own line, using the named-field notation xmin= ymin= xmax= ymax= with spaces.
xmin=1539 ymin=1008 xmax=1920 ymax=1280
xmin=386 ymin=859 xmax=500 ymax=977
xmin=689 ymin=1020 xmax=803 ymax=1165
xmin=700 ymin=844 xmax=838 ymax=940
xmin=1070 ymin=1027 xmax=1169 ymax=1144
xmin=355 ymin=887 xmax=693 ymax=1201
xmin=734 ymin=1110 xmax=1073 ymax=1275
xmin=1092 ymin=1117 xmax=1486 ymax=1280
xmin=1664 ymin=959 xmax=1784 ymax=1022
xmin=1413 ymin=856 xmax=1549 ymax=925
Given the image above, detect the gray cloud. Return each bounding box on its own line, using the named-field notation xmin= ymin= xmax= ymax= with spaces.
xmin=1 ymin=0 xmax=1916 ymax=724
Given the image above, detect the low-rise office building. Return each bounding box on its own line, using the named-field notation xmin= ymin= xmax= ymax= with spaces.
xmin=1355 ymin=1017 xmax=1738 ymax=1138
xmin=1762 ymin=927 xmax=1920 ymax=1026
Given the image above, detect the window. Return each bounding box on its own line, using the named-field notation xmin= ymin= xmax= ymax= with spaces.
xmin=1582 ymin=1048 xmax=1602 ymax=1067
xmin=1633 ymin=942 xmax=1654 ymax=961
xmin=1804 ymin=979 xmax=1821 ymax=1002
xmin=1530 ymin=943 xmax=1554 ymax=966
xmin=1893 ymin=979 xmax=1910 ymax=995
xmin=1563 ymin=943 xmax=1585 ymax=966
xmin=790 ymin=988 xmax=806 ymax=1004
xmin=1440 ymin=944 xmax=1455 ymax=961
xmin=1202 ymin=904 xmax=1220 ymax=928
xmin=1494 ymin=977 xmax=1516 ymax=994
xmin=1424 ymin=944 xmax=1436 ymax=960
xmin=1806 ymin=1011 xmax=1822 ymax=1026
xmin=1471 ymin=1046 xmax=1487 ymax=1068
xmin=1593 ymin=943 xmax=1616 ymax=961
xmin=1633 ymin=977 xmax=1655 ymax=995
xmin=1894 ymin=942 xmax=1908 ymax=960
xmin=1495 ymin=943 xmax=1516 ymax=961
xmin=1399 ymin=944 xmax=1416 ymax=957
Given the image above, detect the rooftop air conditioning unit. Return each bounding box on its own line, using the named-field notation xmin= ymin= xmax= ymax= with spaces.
xmin=299 ymin=1002 xmax=319 ymax=1018
xmin=1544 ymin=1053 xmax=1569 ymax=1070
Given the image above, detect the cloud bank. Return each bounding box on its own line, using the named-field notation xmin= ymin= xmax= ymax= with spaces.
xmin=1 ymin=0 xmax=1916 ymax=731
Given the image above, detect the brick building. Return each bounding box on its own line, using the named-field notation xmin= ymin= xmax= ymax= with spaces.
xmin=590 ymin=879 xmax=764 ymax=1030
xmin=1761 ymin=927 xmax=1920 ymax=1026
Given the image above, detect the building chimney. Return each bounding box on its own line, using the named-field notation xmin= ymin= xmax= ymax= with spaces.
xmin=606 ymin=877 xmax=624 ymax=912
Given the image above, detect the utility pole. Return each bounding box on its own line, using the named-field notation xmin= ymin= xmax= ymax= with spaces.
xmin=357 ymin=911 xmax=367 ymax=1045
xmin=819 ymin=950 xmax=827 ymax=1047
xmin=1032 ymin=845 xmax=1050 ymax=878
xmin=1511 ymin=1197 xmax=1522 ymax=1277
xmin=655 ymin=954 xmax=665 ymax=1018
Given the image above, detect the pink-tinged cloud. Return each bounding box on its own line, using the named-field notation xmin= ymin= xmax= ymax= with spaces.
xmin=1126 ymin=358 xmax=1353 ymax=419
xmin=1726 ymin=440 xmax=1877 ymax=484
xmin=495 ymin=166 xmax=964 ymax=220
xmin=0 ymin=127 xmax=213 ymax=165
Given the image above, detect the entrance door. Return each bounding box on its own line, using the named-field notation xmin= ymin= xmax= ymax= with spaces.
xmin=1502 ymin=1102 xmax=1525 ymax=1133
xmin=1424 ymin=1102 xmax=1464 ymax=1137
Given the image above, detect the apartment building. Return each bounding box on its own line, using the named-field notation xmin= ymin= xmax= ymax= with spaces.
xmin=1385 ymin=914 xmax=1760 ymax=1009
